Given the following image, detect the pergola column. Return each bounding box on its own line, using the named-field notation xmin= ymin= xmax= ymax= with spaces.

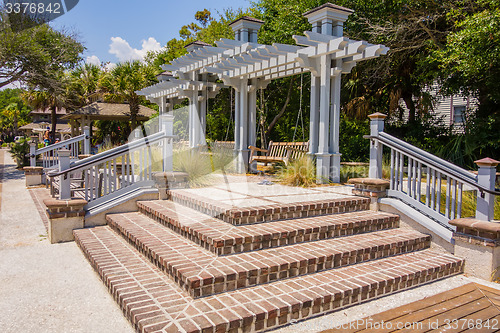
xmin=309 ymin=74 xmax=320 ymax=156
xmin=199 ymin=86 xmax=207 ymax=145
xmin=237 ymin=79 xmax=249 ymax=173
xmin=248 ymin=80 xmax=257 ymax=148
xmin=155 ymin=97 xmax=174 ymax=172
xmin=189 ymin=91 xmax=196 ymax=148
xmin=158 ymin=96 xmax=166 ymax=132
xmin=70 ymin=120 xmax=76 ymax=137
xmin=315 ymin=54 xmax=332 ymax=183
xmin=234 ymin=87 xmax=241 ymax=155
xmin=329 ymin=68 xmax=342 ymax=183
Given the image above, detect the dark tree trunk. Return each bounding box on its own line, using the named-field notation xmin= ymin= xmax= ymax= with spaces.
xmin=13 ymin=113 xmax=18 ymax=136
xmin=51 ymin=106 xmax=57 ymax=143
xmin=129 ymin=97 xmax=140 ymax=133
xmin=402 ymin=91 xmax=416 ymax=123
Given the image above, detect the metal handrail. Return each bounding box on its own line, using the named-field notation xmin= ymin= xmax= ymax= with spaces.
xmin=47 ymin=131 xmax=174 ymax=178
xmin=34 ymin=134 xmax=87 ymax=156
xmin=369 ymin=133 xmax=499 ymax=196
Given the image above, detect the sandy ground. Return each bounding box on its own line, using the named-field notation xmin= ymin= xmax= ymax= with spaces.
xmin=1 ymin=147 xmax=498 ymax=333
xmin=0 ymin=149 xmax=133 ymax=333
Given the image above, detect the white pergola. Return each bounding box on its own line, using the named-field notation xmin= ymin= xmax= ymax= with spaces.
xmin=137 ymin=3 xmax=389 ymax=183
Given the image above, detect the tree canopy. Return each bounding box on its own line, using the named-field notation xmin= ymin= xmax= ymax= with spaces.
xmin=0 ymin=10 xmax=84 ymax=89
xmin=0 ymin=89 xmax=32 ymax=137
xmin=99 ymin=61 xmax=158 ymax=133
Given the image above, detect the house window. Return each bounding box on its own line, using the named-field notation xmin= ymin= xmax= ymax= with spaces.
xmin=453 ymin=106 xmax=465 ymax=124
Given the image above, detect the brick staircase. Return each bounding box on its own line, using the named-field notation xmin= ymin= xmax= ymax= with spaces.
xmin=74 ymin=192 xmax=464 ymax=333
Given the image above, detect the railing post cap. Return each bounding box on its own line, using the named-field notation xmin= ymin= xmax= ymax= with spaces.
xmin=57 ymin=149 xmax=71 ymax=157
xmin=368 ymin=113 xmax=387 ymax=120
xmin=474 ymin=157 xmax=500 ymax=167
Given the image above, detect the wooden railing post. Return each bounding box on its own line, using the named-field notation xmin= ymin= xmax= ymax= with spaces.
xmin=162 ymin=114 xmax=174 ymax=172
xmin=29 ymin=141 xmax=37 ymax=167
xmin=475 ymin=158 xmax=499 ymax=221
xmin=58 ymin=149 xmax=72 ymax=200
xmin=83 ymin=126 xmax=91 ymax=155
xmin=368 ymin=113 xmax=387 ymax=179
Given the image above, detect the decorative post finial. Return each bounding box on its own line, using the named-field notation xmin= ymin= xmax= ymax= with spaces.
xmin=229 ymin=16 xmax=264 ymax=43
xmin=303 ymin=3 xmax=354 ymax=37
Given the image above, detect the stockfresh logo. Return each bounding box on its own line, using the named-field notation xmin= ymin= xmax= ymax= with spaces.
xmin=2 ymin=0 xmax=79 ymax=32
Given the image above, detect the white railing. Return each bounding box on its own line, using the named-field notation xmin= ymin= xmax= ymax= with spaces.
xmin=29 ymin=127 xmax=90 ymax=168
xmin=47 ymin=130 xmax=174 ymax=207
xmin=368 ymin=113 xmax=499 ymax=229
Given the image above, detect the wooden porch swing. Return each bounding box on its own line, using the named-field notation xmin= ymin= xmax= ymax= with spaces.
xmin=249 ymin=73 xmax=309 ymax=166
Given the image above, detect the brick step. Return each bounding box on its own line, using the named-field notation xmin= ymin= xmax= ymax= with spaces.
xmin=137 ymin=200 xmax=399 ymax=255
xmin=107 ymin=212 xmax=431 ymax=298
xmin=74 ymin=226 xmax=464 ymax=333
xmin=166 ymin=189 xmax=369 ymax=225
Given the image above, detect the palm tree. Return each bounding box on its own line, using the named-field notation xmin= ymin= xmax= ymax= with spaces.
xmin=70 ymin=63 xmax=103 ymax=106
xmin=3 ymin=102 xmax=30 ymax=136
xmin=22 ymin=88 xmax=68 ymax=143
xmin=99 ymin=61 xmax=157 ymax=133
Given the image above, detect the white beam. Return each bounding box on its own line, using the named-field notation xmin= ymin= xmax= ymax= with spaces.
xmin=293 ymin=35 xmax=320 ymax=47
xmin=304 ymin=31 xmax=337 ymax=44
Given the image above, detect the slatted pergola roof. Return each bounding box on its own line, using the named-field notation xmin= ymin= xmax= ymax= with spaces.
xmin=137 ymin=34 xmax=388 ymax=98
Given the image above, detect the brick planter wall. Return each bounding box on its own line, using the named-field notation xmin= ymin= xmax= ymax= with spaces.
xmin=43 ymin=198 xmax=87 ymax=243
xmin=450 ymin=218 xmax=500 ymax=280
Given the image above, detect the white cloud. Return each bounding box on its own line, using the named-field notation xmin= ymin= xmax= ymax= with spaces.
xmin=104 ymin=62 xmax=117 ymax=71
xmin=86 ymin=55 xmax=116 ymax=71
xmin=108 ymin=37 xmax=162 ymax=62
xmin=86 ymin=55 xmax=101 ymax=66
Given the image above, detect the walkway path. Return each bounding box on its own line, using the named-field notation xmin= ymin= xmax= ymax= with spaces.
xmin=0 ymin=149 xmax=133 ymax=333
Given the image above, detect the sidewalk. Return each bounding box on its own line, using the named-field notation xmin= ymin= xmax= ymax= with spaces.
xmin=0 ymin=149 xmax=133 ymax=333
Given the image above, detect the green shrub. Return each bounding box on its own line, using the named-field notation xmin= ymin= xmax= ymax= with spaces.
xmin=173 ymin=147 xmax=213 ymax=187
xmin=423 ymin=188 xmax=500 ymax=220
xmin=339 ymin=115 xmax=370 ymax=162
xmin=210 ymin=145 xmax=235 ymax=173
xmin=278 ymin=156 xmax=316 ymax=187
xmin=339 ymin=164 xmax=368 ymax=183
xmin=9 ymin=138 xmax=30 ymax=168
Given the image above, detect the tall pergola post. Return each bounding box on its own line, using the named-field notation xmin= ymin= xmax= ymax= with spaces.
xmin=229 ymin=17 xmax=264 ymax=173
xmin=308 ymin=75 xmax=320 ymax=157
xmin=303 ymin=4 xmax=354 ymax=183
xmin=185 ymin=41 xmax=211 ymax=148
xmin=330 ymin=69 xmax=342 ymax=182
xmin=150 ymin=95 xmax=175 ymax=172
xmin=316 ymin=54 xmax=332 ymax=182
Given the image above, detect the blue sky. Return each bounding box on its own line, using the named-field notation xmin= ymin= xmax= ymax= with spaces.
xmin=51 ymin=0 xmax=252 ymax=66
